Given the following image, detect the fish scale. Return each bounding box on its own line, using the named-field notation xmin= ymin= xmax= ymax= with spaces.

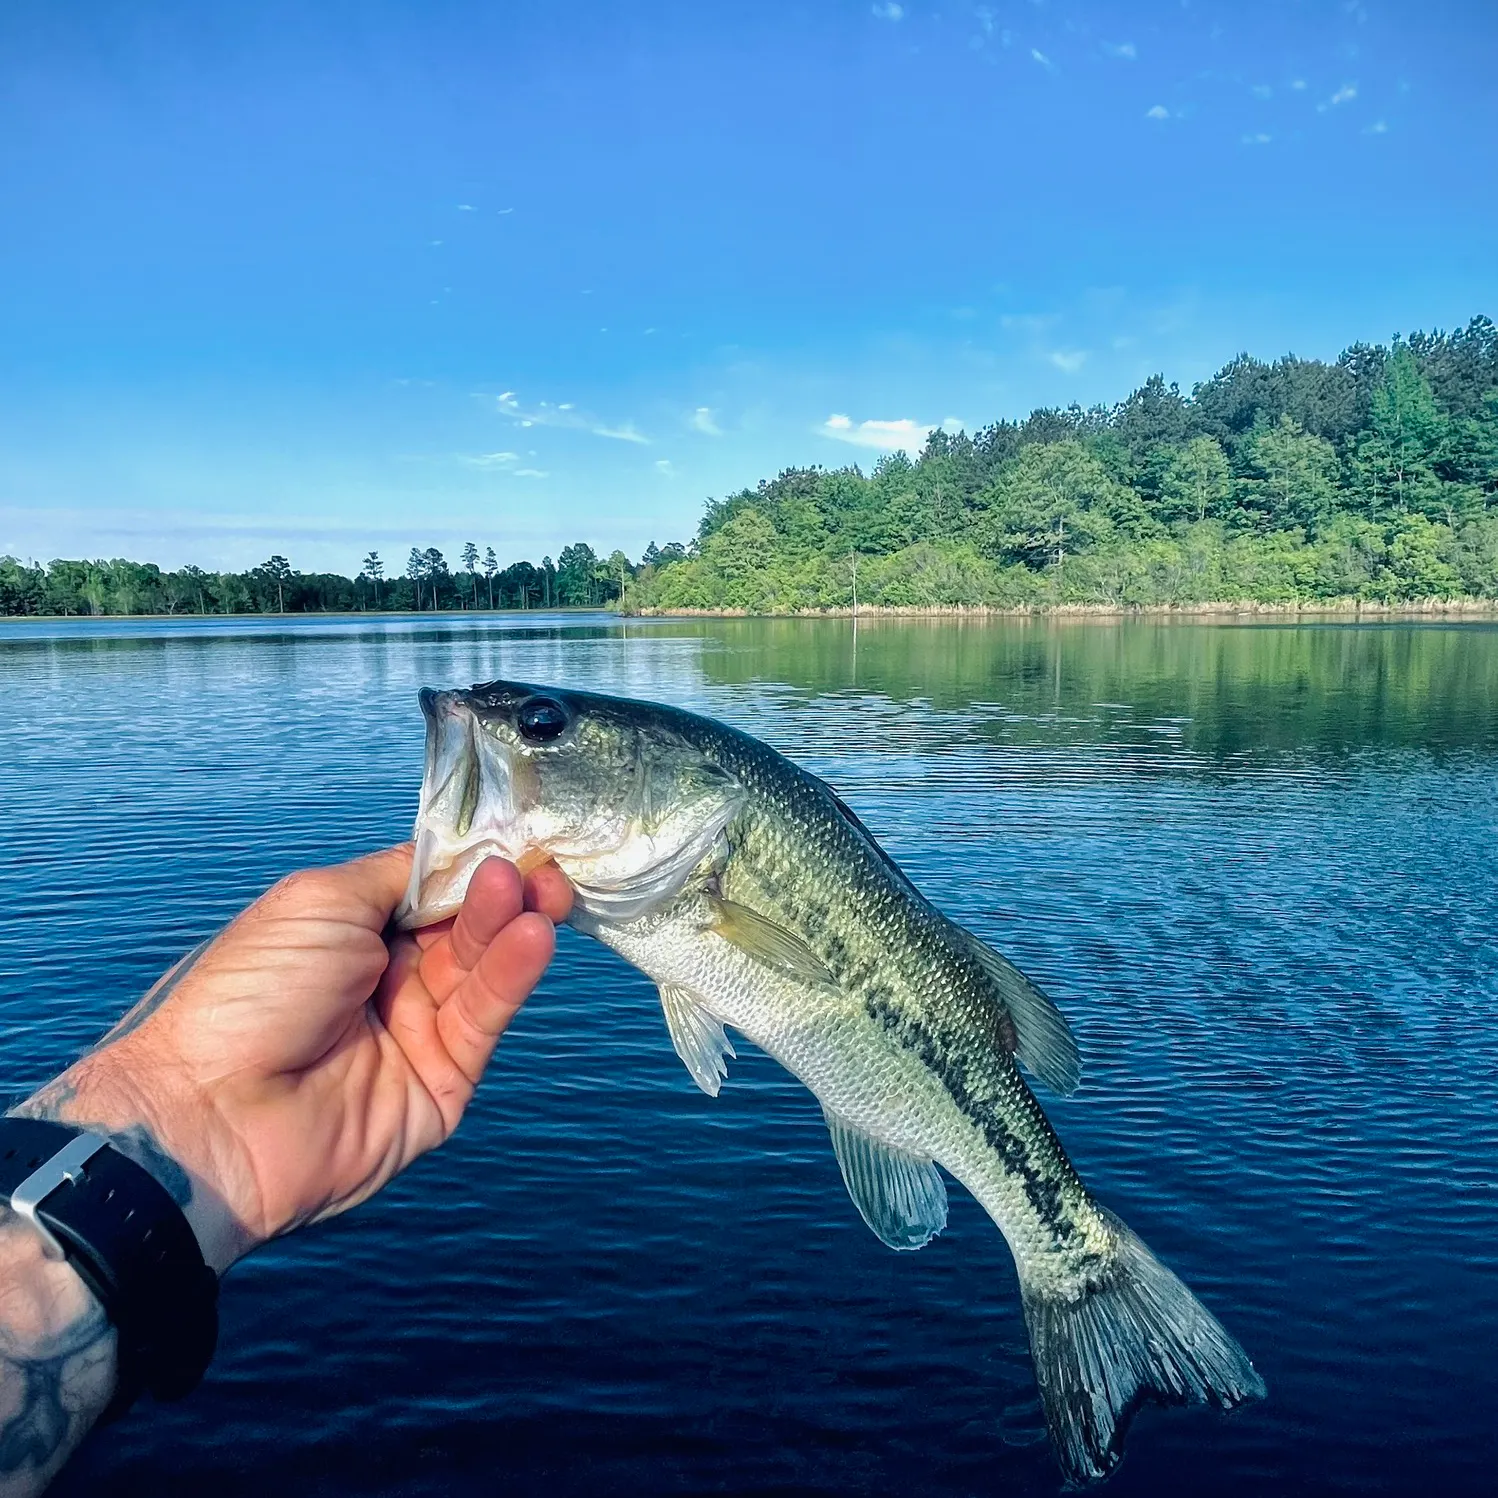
xmin=399 ymin=677 xmax=1266 ymax=1484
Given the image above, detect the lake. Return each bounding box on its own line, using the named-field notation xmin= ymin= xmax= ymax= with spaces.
xmin=3 ymin=611 xmax=1497 ymax=1496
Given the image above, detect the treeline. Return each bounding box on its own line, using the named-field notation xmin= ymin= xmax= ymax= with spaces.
xmin=6 ymin=318 xmax=1497 ymax=618
xmin=631 ymin=316 xmax=1498 ymax=610
xmin=0 ymin=541 xmax=633 ymax=618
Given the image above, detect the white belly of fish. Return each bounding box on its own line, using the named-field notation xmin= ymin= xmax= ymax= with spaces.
xmin=579 ymin=900 xmax=1064 ymax=1269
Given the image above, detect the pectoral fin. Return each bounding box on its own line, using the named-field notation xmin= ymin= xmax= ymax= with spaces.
xmin=956 ymin=930 xmax=1081 ymax=1096
xmin=658 ymin=983 xmax=735 ymax=1097
xmin=707 ymin=897 xmax=835 ymax=987
xmin=823 ymin=1110 xmax=947 ymax=1251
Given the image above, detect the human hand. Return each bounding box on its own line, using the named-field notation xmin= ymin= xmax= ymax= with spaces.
xmin=14 ymin=845 xmax=573 ymax=1273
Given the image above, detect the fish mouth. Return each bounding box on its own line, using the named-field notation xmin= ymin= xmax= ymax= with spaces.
xmin=395 ymin=688 xmax=522 ymax=929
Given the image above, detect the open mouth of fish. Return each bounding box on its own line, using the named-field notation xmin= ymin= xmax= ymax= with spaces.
xmin=395 ymin=688 xmax=525 ymax=929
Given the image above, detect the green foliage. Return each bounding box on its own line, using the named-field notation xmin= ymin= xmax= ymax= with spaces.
xmin=626 ymin=314 xmax=1498 ymax=612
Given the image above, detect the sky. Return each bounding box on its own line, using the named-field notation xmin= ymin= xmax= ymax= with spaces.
xmin=2 ymin=0 xmax=1496 ymax=574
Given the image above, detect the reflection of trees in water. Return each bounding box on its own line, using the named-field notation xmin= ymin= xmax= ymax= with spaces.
xmin=683 ymin=617 xmax=1498 ymax=759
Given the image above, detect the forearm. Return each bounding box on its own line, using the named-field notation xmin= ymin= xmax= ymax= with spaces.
xmin=0 ymin=1204 xmax=116 ymax=1498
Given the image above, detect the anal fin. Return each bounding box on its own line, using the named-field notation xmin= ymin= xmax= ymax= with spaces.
xmin=823 ymin=1109 xmax=947 ymax=1251
xmin=658 ymin=983 xmax=735 ymax=1097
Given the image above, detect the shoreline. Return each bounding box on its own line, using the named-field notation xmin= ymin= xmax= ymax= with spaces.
xmin=4 ymin=597 xmax=1497 ymax=625
xmin=632 ymin=596 xmax=1498 ymax=620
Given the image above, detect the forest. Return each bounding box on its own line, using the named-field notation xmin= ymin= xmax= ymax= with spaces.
xmin=3 ymin=317 xmax=1495 ymax=617
xmin=631 ymin=317 xmax=1498 ymax=611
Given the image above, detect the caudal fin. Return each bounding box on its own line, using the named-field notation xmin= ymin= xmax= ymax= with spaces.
xmin=1021 ymin=1210 xmax=1265 ymax=1485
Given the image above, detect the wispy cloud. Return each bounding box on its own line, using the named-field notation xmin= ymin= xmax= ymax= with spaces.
xmin=461 ymin=451 xmax=520 ymax=467
xmin=871 ymin=2 xmax=903 ymax=19
xmin=654 ymin=459 xmax=676 ymax=475
xmin=1031 ymin=47 xmax=1056 ymax=71
xmin=513 ymin=468 xmax=548 ymax=479
xmin=457 ymin=203 xmax=476 ymax=211
xmin=1290 ymin=79 xmax=1307 ymax=91
xmin=819 ymin=414 xmax=937 ymax=452
xmin=1251 ymin=83 xmax=1273 ymax=99
xmin=494 ymin=392 xmax=650 ymax=444
xmin=1145 ymin=104 xmax=1170 ymax=120
xmin=1102 ymin=41 xmax=1137 ymax=60
xmin=1363 ymin=119 xmax=1388 ymax=135
xmin=1319 ymin=83 xmax=1357 ymax=111
xmin=1241 ymin=132 xmax=1273 ymax=146
xmin=690 ymin=406 xmax=723 ymax=436
xmin=1048 ymin=350 xmax=1088 ymax=373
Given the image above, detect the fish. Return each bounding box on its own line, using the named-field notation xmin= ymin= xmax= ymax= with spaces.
xmin=396 ymin=678 xmax=1265 ymax=1483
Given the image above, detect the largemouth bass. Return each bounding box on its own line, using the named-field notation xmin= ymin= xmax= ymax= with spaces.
xmin=396 ymin=679 xmax=1264 ymax=1482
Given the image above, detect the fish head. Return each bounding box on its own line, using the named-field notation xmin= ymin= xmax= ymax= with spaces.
xmin=396 ymin=679 xmax=746 ymax=928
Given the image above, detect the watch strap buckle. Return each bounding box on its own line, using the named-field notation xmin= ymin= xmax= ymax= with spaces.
xmin=10 ymin=1131 xmax=109 ymax=1259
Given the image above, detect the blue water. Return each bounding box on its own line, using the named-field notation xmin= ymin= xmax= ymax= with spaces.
xmin=3 ymin=612 xmax=1497 ymax=1496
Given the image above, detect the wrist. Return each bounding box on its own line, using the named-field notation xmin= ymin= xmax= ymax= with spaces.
xmin=0 ymin=1203 xmax=118 ymax=1496
xmin=11 ymin=1053 xmax=253 ymax=1275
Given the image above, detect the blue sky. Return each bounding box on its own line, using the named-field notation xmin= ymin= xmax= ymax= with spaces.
xmin=2 ymin=0 xmax=1495 ymax=572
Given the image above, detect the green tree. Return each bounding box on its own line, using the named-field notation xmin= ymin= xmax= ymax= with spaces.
xmin=555 ymin=542 xmax=599 ymax=605
xmin=483 ymin=546 xmax=498 ymax=608
xmin=406 ymin=547 xmax=425 ymax=611
xmin=981 ymin=442 xmax=1117 ymax=570
xmin=422 ymin=547 xmax=448 ymax=610
xmin=1159 ymin=437 xmax=1232 ymax=523
xmin=361 ymin=551 xmax=384 ymax=608
xmin=461 ymin=541 xmax=479 ymax=608
xmin=1354 ymin=344 xmax=1450 ymax=517
xmin=261 ymin=555 xmax=292 ymax=613
xmin=1237 ymin=416 xmax=1340 ymax=532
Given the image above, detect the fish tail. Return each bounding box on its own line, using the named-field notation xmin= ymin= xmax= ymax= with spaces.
xmin=1019 ymin=1209 xmax=1265 ymax=1485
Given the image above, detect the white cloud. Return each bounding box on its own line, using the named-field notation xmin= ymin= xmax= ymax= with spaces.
xmin=1031 ymin=47 xmax=1055 ymax=70
xmin=495 ymin=392 xmax=650 ymax=444
xmin=1103 ymin=41 xmax=1137 ymax=60
xmin=461 ymin=451 xmax=520 ymax=467
xmin=1252 ymin=83 xmax=1273 ymax=98
xmin=496 ymin=207 xmax=515 ymax=215
xmin=1290 ymin=78 xmax=1307 ymax=91
xmin=690 ymin=406 xmax=723 ymax=435
xmin=871 ymin=1 xmax=903 ymax=18
xmin=1241 ymin=132 xmax=1272 ymax=145
xmin=1048 ymin=349 xmax=1088 ymax=373
xmin=1319 ymin=83 xmax=1357 ymax=111
xmin=655 ymin=459 xmax=676 ymax=475
xmin=1145 ymin=104 xmax=1170 ymax=120
xmin=513 ymin=468 xmax=548 ymax=479
xmin=457 ymin=203 xmax=476 ymax=211
xmin=1364 ymin=119 xmax=1388 ymax=134
xmin=818 ymin=414 xmax=936 ymax=452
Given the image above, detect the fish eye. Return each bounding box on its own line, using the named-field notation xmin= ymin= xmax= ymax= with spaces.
xmin=516 ymin=696 xmax=570 ymax=744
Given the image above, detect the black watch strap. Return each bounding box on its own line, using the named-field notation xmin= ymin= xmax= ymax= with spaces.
xmin=0 ymin=1117 xmax=219 ymax=1420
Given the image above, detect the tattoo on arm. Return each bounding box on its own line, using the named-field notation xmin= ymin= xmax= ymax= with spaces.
xmin=0 ymin=1205 xmax=117 ymax=1496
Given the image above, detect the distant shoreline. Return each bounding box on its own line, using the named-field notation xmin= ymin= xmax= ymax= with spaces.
xmin=5 ymin=598 xmax=1497 ymax=625
xmin=632 ymin=597 xmax=1498 ymax=620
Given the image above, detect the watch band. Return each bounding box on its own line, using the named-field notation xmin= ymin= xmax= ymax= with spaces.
xmin=0 ymin=1117 xmax=219 ymax=1420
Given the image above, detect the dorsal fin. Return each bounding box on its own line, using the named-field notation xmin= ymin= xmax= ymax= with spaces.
xmin=956 ymin=930 xmax=1081 ymax=1095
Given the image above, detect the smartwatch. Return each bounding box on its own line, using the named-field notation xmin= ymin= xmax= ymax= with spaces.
xmin=0 ymin=1117 xmax=219 ymax=1420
